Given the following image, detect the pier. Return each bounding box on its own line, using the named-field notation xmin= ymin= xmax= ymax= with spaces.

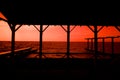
xmin=85 ymin=36 xmax=120 ymax=59
xmin=1 ymin=3 xmax=120 ymax=79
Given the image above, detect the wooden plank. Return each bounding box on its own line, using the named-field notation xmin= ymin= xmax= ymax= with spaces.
xmin=0 ymin=51 xmax=11 ymax=56
xmin=0 ymin=47 xmax=32 ymax=57
xmin=14 ymin=47 xmax=31 ymax=53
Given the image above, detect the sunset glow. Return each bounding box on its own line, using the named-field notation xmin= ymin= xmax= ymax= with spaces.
xmin=0 ymin=12 xmax=7 ymax=20
xmin=0 ymin=12 xmax=120 ymax=42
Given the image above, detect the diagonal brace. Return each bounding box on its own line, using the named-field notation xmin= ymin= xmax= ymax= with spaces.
xmin=33 ymin=25 xmax=40 ymax=32
xmin=60 ymin=25 xmax=67 ymax=32
xmin=70 ymin=26 xmax=76 ymax=32
xmin=42 ymin=25 xmax=49 ymax=32
xmin=88 ymin=26 xmax=94 ymax=32
xmin=115 ymin=26 xmax=120 ymax=32
xmin=15 ymin=24 xmax=23 ymax=31
xmin=97 ymin=26 xmax=104 ymax=32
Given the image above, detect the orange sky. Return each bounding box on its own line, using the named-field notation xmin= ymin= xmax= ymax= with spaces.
xmin=0 ymin=12 xmax=120 ymax=42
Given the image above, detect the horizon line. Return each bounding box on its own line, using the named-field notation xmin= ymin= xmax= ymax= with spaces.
xmin=0 ymin=40 xmax=120 ymax=42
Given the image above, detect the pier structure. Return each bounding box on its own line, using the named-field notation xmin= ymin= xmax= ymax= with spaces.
xmin=0 ymin=12 xmax=120 ymax=60
xmin=85 ymin=36 xmax=120 ymax=59
xmin=1 ymin=2 xmax=120 ymax=80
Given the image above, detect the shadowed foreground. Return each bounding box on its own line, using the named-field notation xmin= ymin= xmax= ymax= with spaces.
xmin=1 ymin=58 xmax=120 ymax=80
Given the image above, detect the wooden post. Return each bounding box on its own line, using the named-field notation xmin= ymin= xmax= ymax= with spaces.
xmin=111 ymin=37 xmax=114 ymax=59
xmin=102 ymin=38 xmax=105 ymax=53
xmin=91 ymin=39 xmax=94 ymax=51
xmin=87 ymin=39 xmax=90 ymax=50
xmin=94 ymin=25 xmax=98 ymax=80
xmin=11 ymin=25 xmax=16 ymax=58
xmin=94 ymin=25 xmax=98 ymax=61
xmin=67 ymin=25 xmax=70 ymax=58
xmin=39 ymin=25 xmax=43 ymax=59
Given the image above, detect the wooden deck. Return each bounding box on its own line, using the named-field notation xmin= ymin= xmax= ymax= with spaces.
xmin=0 ymin=58 xmax=120 ymax=80
xmin=0 ymin=50 xmax=120 ymax=79
xmin=1 ymin=47 xmax=120 ymax=61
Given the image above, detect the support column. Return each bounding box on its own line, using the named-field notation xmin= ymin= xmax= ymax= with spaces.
xmin=111 ymin=37 xmax=114 ymax=59
xmin=87 ymin=26 xmax=104 ymax=60
xmin=33 ymin=25 xmax=49 ymax=59
xmin=10 ymin=24 xmax=22 ymax=58
xmin=87 ymin=39 xmax=90 ymax=50
xmin=11 ymin=26 xmax=15 ymax=57
xmin=94 ymin=25 xmax=98 ymax=62
xmin=91 ymin=38 xmax=94 ymax=51
xmin=39 ymin=25 xmax=43 ymax=59
xmin=60 ymin=25 xmax=76 ymax=58
xmin=67 ymin=25 xmax=70 ymax=58
xmin=102 ymin=38 xmax=105 ymax=53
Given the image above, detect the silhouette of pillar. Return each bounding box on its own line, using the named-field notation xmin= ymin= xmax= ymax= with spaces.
xmin=40 ymin=25 xmax=43 ymax=59
xmin=106 ymin=36 xmax=117 ymax=59
xmin=91 ymin=38 xmax=94 ymax=51
xmin=87 ymin=39 xmax=90 ymax=50
xmin=111 ymin=37 xmax=114 ymax=59
xmin=61 ymin=25 xmax=76 ymax=58
xmin=9 ymin=24 xmax=22 ymax=58
xmin=67 ymin=25 xmax=70 ymax=58
xmin=33 ymin=25 xmax=49 ymax=59
xmin=94 ymin=26 xmax=98 ymax=61
xmin=102 ymin=38 xmax=105 ymax=53
xmin=87 ymin=26 xmax=105 ymax=61
xmin=11 ymin=25 xmax=15 ymax=57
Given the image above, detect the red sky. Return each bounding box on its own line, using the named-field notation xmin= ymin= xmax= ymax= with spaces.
xmin=0 ymin=12 xmax=120 ymax=42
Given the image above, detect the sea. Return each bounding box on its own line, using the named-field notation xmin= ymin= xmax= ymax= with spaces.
xmin=0 ymin=41 xmax=120 ymax=54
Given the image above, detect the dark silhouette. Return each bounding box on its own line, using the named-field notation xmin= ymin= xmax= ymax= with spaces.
xmin=0 ymin=2 xmax=120 ymax=79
